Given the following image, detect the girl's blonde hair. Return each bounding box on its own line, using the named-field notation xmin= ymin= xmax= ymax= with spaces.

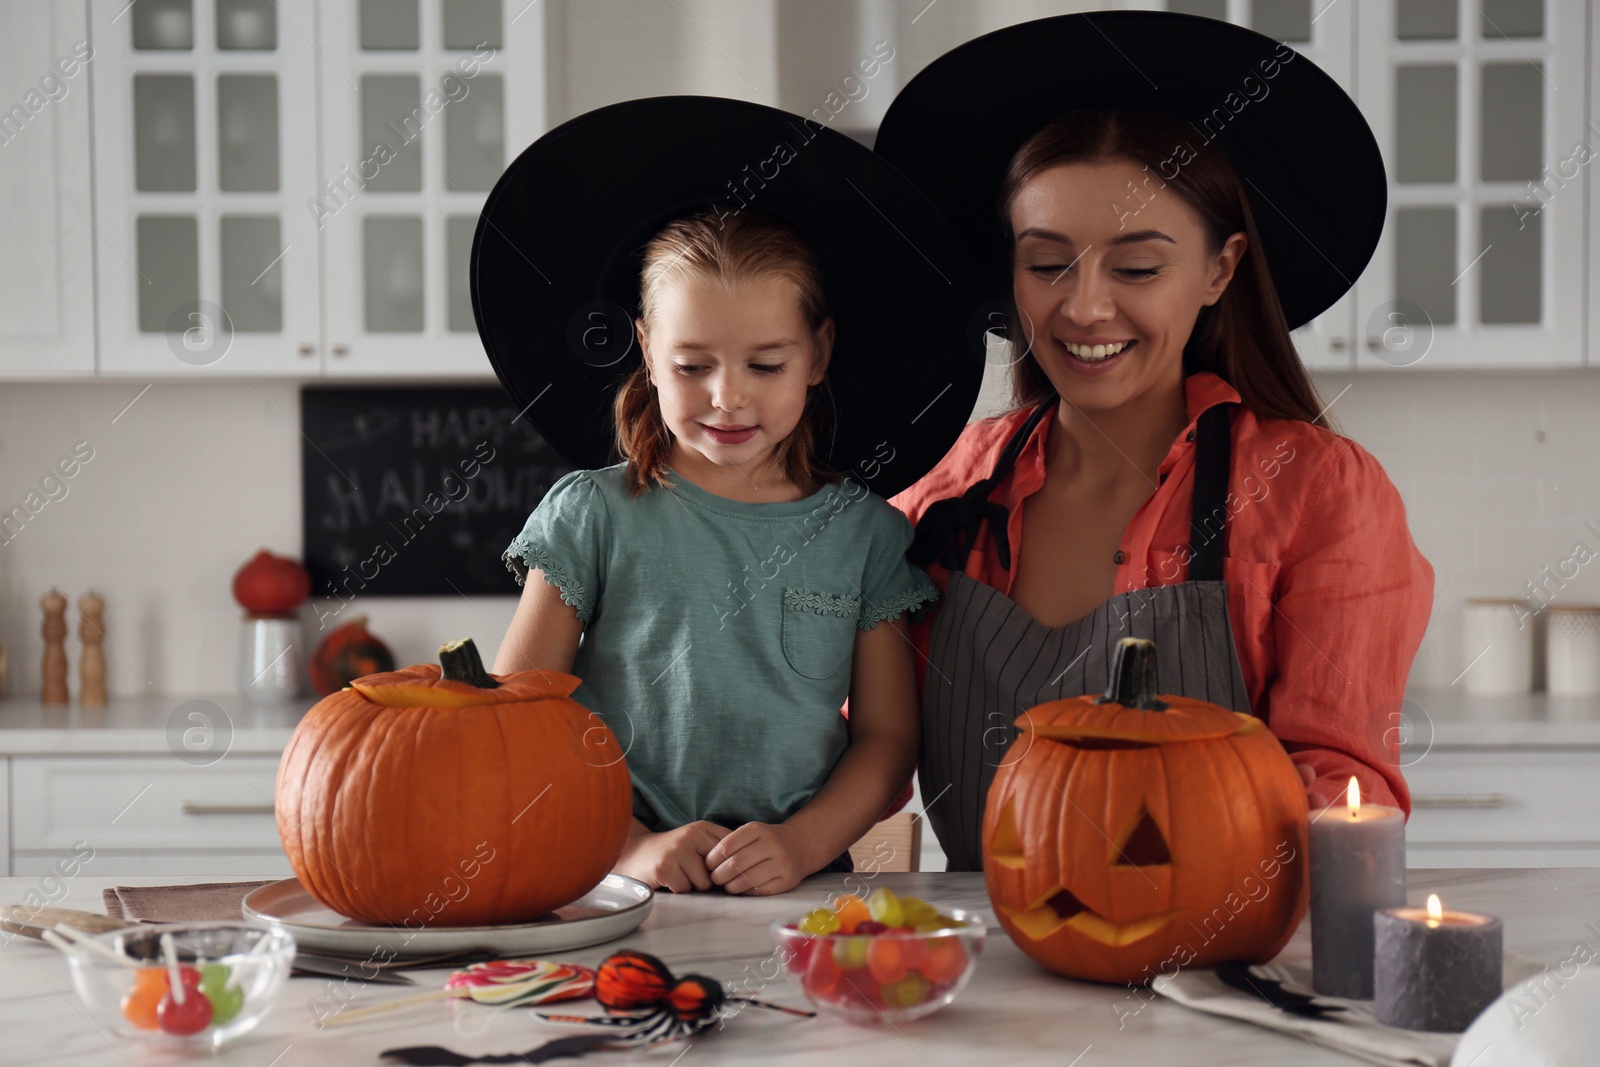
xmin=615 ymin=209 xmax=838 ymax=497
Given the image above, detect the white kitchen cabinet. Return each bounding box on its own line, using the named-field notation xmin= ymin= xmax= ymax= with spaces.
xmin=1147 ymin=0 xmax=1361 ymax=371
xmin=0 ymin=0 xmax=97 ymax=377
xmin=1353 ymin=0 xmax=1588 ymax=369
xmin=89 ymin=0 xmax=326 ymax=376
xmin=1591 ymin=6 xmax=1599 ymax=370
xmin=0 ymin=760 xmax=9 ymax=877
xmin=85 ymin=0 xmax=544 ymax=380
xmin=1403 ymin=747 xmax=1600 ymax=867
xmin=11 ymin=754 xmax=290 ymax=877
xmin=316 ymin=0 xmax=548 ymax=378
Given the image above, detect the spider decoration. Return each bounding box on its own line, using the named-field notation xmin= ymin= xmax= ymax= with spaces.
xmin=381 ymin=949 xmax=815 ymax=1065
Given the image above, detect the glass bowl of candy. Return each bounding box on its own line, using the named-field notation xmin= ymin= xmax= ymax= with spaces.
xmin=61 ymin=922 xmax=295 ymax=1047
xmin=771 ymin=888 xmax=985 ymax=1025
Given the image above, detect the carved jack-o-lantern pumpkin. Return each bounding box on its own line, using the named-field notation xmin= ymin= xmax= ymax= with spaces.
xmin=982 ymin=637 xmax=1309 ymax=984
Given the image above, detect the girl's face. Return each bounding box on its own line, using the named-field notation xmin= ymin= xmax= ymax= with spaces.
xmin=638 ymin=274 xmax=832 ymax=480
xmin=1009 ymin=158 xmax=1247 ymax=413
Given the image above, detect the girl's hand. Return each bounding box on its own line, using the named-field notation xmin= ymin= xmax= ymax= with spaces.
xmin=706 ymin=822 xmax=809 ymax=896
xmin=613 ymin=821 xmax=730 ymax=893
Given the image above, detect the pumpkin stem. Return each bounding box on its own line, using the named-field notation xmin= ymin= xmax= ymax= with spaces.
xmin=438 ymin=638 xmax=501 ymax=689
xmin=1096 ymin=637 xmax=1168 ymax=712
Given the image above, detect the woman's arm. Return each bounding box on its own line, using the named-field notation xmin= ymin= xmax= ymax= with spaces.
xmin=1264 ymin=440 xmax=1434 ymax=814
xmin=706 ymin=615 xmax=921 ymax=893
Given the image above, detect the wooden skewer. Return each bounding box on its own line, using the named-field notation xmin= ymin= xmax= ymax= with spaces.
xmin=316 ymin=987 xmax=457 ymax=1029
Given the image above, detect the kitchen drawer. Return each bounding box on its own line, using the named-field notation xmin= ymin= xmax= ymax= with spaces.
xmin=1401 ymin=750 xmax=1600 ymax=846
xmin=11 ymin=757 xmax=281 ymax=852
xmin=10 ymin=851 xmax=292 ymax=878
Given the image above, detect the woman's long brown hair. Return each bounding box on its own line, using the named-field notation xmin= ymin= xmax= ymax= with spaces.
xmin=999 ymin=107 xmax=1333 ymax=429
xmin=614 ymin=209 xmax=838 ymax=497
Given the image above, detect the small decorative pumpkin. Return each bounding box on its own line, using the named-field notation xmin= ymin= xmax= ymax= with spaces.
xmin=232 ymin=549 xmax=309 ymax=615
xmin=276 ymin=637 xmax=632 ymax=926
xmin=982 ymin=637 xmax=1309 ymax=984
xmin=307 ymin=615 xmax=396 ymax=696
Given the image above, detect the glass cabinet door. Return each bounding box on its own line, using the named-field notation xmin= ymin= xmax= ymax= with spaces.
xmin=1354 ymin=0 xmax=1584 ymax=368
xmin=317 ymin=0 xmax=549 ymax=377
xmin=92 ymin=0 xmax=322 ymax=374
xmin=0 ymin=1 xmax=96 ymax=375
xmin=1155 ymin=0 xmax=1359 ymax=370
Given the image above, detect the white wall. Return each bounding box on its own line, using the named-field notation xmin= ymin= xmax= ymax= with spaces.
xmin=3 ymin=368 xmax=1597 ymax=701
xmin=0 ymin=380 xmax=519 ymax=700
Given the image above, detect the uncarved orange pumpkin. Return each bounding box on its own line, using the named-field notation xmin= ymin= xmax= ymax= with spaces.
xmin=982 ymin=637 xmax=1309 ymax=984
xmin=276 ymin=638 xmax=632 ymax=926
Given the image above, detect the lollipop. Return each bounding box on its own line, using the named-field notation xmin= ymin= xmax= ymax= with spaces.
xmin=319 ymin=958 xmax=595 ymax=1029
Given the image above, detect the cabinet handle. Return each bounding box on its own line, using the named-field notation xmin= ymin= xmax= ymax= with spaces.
xmin=298 ymin=343 xmax=315 ymax=357
xmin=180 ymin=802 xmax=276 ymax=816
xmin=1411 ymin=794 xmax=1506 ymax=809
xmin=1329 ymin=338 xmax=1347 ymax=351
xmin=331 ymin=344 xmax=350 ymax=357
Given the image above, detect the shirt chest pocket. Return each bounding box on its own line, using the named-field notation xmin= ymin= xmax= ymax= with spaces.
xmin=780 ymin=587 xmax=861 ymax=680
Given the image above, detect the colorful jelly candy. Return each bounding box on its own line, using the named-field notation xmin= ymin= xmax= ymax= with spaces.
xmin=121 ymin=967 xmax=169 ymax=1031
xmin=799 ymin=907 xmax=840 ymax=936
xmin=805 ymin=938 xmax=843 ymax=997
xmin=922 ymin=938 xmax=968 ymax=984
xmin=156 ymin=965 xmax=211 ymax=1036
xmin=198 ymin=963 xmax=245 ymax=1025
xmin=866 ymin=937 xmax=908 ymax=984
xmin=866 ymin=887 xmax=905 ymax=928
xmin=882 ymin=971 xmax=932 ymax=1009
xmin=791 ymin=893 xmax=972 ymax=1013
xmin=831 ymin=935 xmax=869 ymax=971
xmin=832 ymin=894 xmax=871 ymax=934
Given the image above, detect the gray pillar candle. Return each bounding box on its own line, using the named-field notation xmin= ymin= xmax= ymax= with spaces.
xmin=1308 ymin=779 xmax=1406 ymax=998
xmin=1375 ymin=896 xmax=1503 ymax=1032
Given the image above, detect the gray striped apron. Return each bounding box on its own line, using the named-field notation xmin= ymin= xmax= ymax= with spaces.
xmin=911 ymin=397 xmax=1251 ymax=871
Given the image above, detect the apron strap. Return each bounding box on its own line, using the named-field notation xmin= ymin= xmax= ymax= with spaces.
xmin=908 ymin=397 xmax=1056 ymax=571
xmin=1187 ymin=402 xmax=1235 ymax=583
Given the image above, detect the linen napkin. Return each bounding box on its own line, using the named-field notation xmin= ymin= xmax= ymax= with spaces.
xmin=1152 ymin=953 xmax=1547 ymax=1067
xmin=102 ymin=880 xmax=276 ymax=922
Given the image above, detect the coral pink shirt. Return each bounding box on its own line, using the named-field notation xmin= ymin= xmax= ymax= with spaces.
xmin=889 ymin=371 xmax=1434 ymax=814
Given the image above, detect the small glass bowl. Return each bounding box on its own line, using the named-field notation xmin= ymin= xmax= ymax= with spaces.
xmin=770 ymin=908 xmax=985 ymax=1025
xmin=61 ymin=922 xmax=295 ymax=1048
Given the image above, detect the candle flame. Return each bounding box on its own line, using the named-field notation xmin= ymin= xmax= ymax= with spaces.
xmin=1427 ymin=894 xmax=1443 ymax=923
xmin=1346 ymin=776 xmax=1361 ymax=816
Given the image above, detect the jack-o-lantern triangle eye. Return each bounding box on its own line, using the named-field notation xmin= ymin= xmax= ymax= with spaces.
xmin=1111 ymin=806 xmax=1172 ymax=867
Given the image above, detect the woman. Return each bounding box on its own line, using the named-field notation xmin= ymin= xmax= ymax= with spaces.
xmin=875 ymin=13 xmax=1434 ymax=871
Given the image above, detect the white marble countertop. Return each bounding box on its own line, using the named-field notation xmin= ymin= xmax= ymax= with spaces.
xmin=2 ymin=689 xmax=1597 ymax=758
xmin=1 ymin=868 xmax=1594 ymax=1066
xmin=0 ymin=695 xmax=311 ymax=755
xmin=1402 ymin=689 xmax=1600 ymax=749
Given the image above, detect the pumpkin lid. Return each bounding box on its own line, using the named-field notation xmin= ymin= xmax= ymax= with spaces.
xmin=1017 ymin=637 xmax=1260 ymax=744
xmin=349 ymin=638 xmax=582 ymax=708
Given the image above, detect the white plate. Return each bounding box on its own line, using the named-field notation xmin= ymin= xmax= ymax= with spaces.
xmin=241 ymin=875 xmax=653 ymax=959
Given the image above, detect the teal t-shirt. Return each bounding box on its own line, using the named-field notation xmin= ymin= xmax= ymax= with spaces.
xmin=502 ymin=464 xmax=938 ymax=832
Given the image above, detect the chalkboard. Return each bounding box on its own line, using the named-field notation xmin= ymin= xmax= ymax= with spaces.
xmin=300 ymin=386 xmax=574 ymax=597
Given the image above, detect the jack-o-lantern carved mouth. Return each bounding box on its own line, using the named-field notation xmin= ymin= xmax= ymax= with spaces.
xmin=991 ymin=800 xmax=1182 ymax=947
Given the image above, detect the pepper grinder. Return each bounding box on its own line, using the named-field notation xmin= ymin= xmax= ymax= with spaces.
xmin=78 ymin=590 xmax=107 ymax=706
xmin=40 ymin=589 xmax=69 ymax=704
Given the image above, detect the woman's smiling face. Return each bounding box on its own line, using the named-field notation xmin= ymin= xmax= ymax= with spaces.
xmin=1010 ymin=158 xmax=1247 ymax=412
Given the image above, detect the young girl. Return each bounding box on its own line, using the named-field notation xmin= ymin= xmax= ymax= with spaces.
xmin=493 ymin=209 xmax=937 ymax=896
